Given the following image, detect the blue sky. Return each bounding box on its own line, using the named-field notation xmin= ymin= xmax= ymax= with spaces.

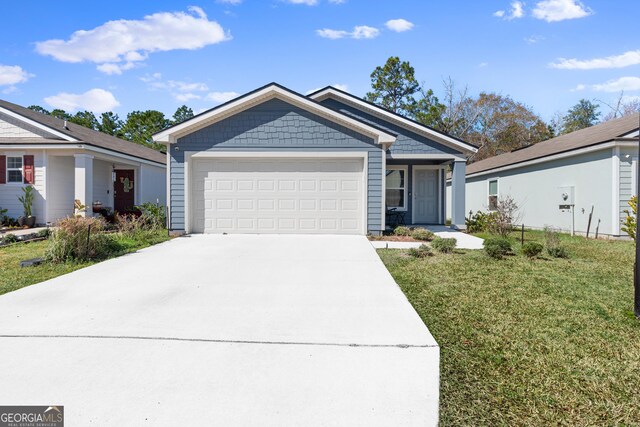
xmin=0 ymin=0 xmax=638 ymax=121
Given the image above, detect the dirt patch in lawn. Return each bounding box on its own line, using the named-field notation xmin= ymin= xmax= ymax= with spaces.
xmin=368 ymin=235 xmax=421 ymax=242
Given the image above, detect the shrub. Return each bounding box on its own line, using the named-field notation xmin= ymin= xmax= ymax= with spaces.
xmin=408 ymin=244 xmax=432 ymax=258
xmin=35 ymin=228 xmax=51 ymax=239
xmin=412 ymin=228 xmax=435 ymax=241
xmin=484 ymin=237 xmax=512 ymax=259
xmin=136 ymin=203 xmax=166 ymax=230
xmin=431 ymin=237 xmax=457 ymax=253
xmin=466 ymin=211 xmax=496 ymax=233
xmin=2 ymin=233 xmax=18 ymax=244
xmin=621 ymin=195 xmax=636 ymax=241
xmin=547 ymin=245 xmax=569 ymax=259
xmin=488 ymin=196 xmax=521 ymax=237
xmin=45 ymin=217 xmax=111 ymax=262
xmin=521 ymin=242 xmax=543 ymax=258
xmin=394 ymin=226 xmax=411 ymax=236
xmin=17 ymin=186 xmax=34 ymax=217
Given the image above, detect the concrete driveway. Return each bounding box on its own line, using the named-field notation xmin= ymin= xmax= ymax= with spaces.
xmin=0 ymin=235 xmax=439 ymax=426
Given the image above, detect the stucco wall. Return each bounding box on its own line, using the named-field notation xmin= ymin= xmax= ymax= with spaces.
xmin=456 ymin=148 xmax=615 ymax=235
xmin=47 ymin=155 xmax=74 ymax=223
xmin=140 ymin=163 xmax=167 ymax=206
xmin=169 ymin=98 xmax=384 ymax=233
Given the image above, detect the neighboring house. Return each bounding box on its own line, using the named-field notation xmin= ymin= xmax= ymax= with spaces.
xmin=154 ymin=83 xmax=476 ymax=235
xmin=0 ymin=99 xmax=166 ymax=224
xmin=446 ymin=113 xmax=640 ymax=237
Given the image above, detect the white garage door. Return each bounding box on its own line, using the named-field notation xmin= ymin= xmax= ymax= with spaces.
xmin=191 ymin=157 xmax=365 ymax=234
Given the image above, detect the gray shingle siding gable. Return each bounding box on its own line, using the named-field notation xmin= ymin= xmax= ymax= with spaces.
xmin=0 ymin=111 xmax=59 ymax=139
xmin=170 ymin=98 xmax=383 ymax=233
xmin=320 ymin=98 xmax=463 ymax=156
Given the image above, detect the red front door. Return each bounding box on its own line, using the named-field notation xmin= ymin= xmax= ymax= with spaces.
xmin=114 ymin=169 xmax=135 ymax=213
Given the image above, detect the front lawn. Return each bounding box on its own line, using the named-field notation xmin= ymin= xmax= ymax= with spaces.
xmin=0 ymin=230 xmax=170 ymax=296
xmin=379 ymin=231 xmax=639 ymax=426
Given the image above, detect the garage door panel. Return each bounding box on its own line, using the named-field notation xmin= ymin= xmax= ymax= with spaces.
xmin=191 ymin=158 xmax=364 ymax=234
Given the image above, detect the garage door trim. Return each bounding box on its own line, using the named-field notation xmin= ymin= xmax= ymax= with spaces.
xmin=184 ymin=151 xmax=369 ymax=234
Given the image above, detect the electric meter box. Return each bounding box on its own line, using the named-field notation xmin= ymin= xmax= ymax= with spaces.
xmin=558 ymin=186 xmax=575 ymax=207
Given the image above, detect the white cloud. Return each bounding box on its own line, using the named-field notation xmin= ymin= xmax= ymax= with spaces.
xmin=206 ymin=91 xmax=240 ymax=104
xmin=385 ymin=19 xmax=414 ymax=32
xmin=328 ymin=0 xmax=346 ymax=3
xmin=550 ymin=50 xmax=640 ymax=70
xmin=524 ymin=35 xmax=545 ymax=44
xmin=495 ymin=1 xmax=525 ymax=20
xmin=317 ymin=25 xmax=379 ymax=39
xmin=44 ymin=88 xmax=120 ymax=113
xmin=0 ymin=64 xmax=33 ymax=86
xmin=141 ymin=73 xmax=210 ymax=102
xmin=532 ymin=0 xmax=592 ymax=22
xmin=284 ymin=0 xmax=318 ymax=4
xmin=478 ymin=62 xmax=489 ymax=68
xmin=35 ymin=7 xmax=230 ymax=74
xmin=217 ymin=0 xmax=242 ymax=4
xmin=574 ymin=77 xmax=640 ymax=93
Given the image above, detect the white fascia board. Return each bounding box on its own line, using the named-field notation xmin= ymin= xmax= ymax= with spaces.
xmin=466 ymin=141 xmax=620 ymax=179
xmin=310 ymin=88 xmax=477 ymax=154
xmin=387 ymin=153 xmax=466 ymax=162
xmin=0 ymin=106 xmax=79 ymax=142
xmin=154 ymin=85 xmax=395 ymax=146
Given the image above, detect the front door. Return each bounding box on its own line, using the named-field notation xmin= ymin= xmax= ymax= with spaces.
xmin=413 ymin=168 xmax=439 ymax=224
xmin=114 ymin=169 xmax=135 ymax=213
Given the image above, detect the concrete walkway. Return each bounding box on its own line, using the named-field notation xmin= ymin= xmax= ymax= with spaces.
xmin=371 ymin=227 xmax=485 ymax=250
xmin=0 ymin=235 xmax=439 ymax=426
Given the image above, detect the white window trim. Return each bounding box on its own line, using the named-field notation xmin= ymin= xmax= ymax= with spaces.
xmin=487 ymin=178 xmax=499 ymax=211
xmin=632 ymin=158 xmax=638 ymax=199
xmin=386 ymin=165 xmax=408 ymax=211
xmin=6 ymin=155 xmax=24 ymax=185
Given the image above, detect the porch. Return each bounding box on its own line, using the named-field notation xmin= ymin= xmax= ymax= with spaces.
xmin=384 ymin=157 xmax=466 ymax=230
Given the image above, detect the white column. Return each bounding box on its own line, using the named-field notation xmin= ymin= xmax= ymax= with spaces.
xmin=74 ymin=154 xmax=94 ymax=216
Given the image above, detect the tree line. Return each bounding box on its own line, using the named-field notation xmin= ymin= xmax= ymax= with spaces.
xmin=365 ymin=57 xmax=639 ymax=162
xmin=28 ymin=56 xmax=639 ymax=162
xmin=27 ymin=105 xmax=195 ymax=152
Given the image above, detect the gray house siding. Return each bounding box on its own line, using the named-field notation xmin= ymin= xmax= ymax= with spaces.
xmin=319 ymin=98 xmax=462 ymax=156
xmin=0 ymin=111 xmax=58 ymax=138
xmin=169 ymin=98 xmax=383 ymax=233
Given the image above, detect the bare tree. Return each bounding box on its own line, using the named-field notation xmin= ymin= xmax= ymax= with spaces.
xmin=598 ymin=91 xmax=640 ymax=121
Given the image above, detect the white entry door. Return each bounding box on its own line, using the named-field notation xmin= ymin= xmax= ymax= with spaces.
xmin=413 ymin=168 xmax=440 ymax=224
xmin=191 ymin=157 xmax=365 ymax=234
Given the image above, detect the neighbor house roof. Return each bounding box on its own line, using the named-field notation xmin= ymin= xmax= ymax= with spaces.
xmin=0 ymin=99 xmax=166 ymax=165
xmin=308 ymin=85 xmax=478 ymax=155
xmin=154 ymin=82 xmax=397 ymax=146
xmin=466 ymin=113 xmax=640 ymax=177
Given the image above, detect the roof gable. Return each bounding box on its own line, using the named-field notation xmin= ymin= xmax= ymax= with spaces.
xmin=153 ymin=83 xmax=396 ymax=146
xmin=308 ymin=86 xmax=477 ymax=155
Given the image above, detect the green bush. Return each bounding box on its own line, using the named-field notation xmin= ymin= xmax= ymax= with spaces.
xmin=547 ymin=246 xmax=569 ymax=259
xmin=136 ymin=203 xmax=166 ymax=230
xmin=35 ymin=228 xmax=51 ymax=239
xmin=466 ymin=211 xmax=497 ymax=233
xmin=45 ymin=217 xmax=111 ymax=262
xmin=484 ymin=237 xmax=512 ymax=259
xmin=412 ymin=228 xmax=435 ymax=241
xmin=408 ymin=244 xmax=432 ymax=258
xmin=2 ymin=233 xmax=18 ymax=244
xmin=394 ymin=226 xmax=411 ymax=236
xmin=521 ymin=242 xmax=543 ymax=258
xmin=432 ymin=237 xmax=457 ymax=253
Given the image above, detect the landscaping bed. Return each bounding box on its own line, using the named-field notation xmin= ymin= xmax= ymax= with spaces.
xmin=378 ymin=230 xmax=639 ymax=425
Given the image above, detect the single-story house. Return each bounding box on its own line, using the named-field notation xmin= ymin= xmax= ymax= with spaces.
xmin=0 ymin=99 xmax=166 ymax=225
xmin=446 ymin=113 xmax=640 ymax=237
xmin=154 ymin=83 xmax=476 ymax=235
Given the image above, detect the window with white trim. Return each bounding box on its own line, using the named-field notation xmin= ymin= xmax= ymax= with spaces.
xmin=7 ymin=156 xmax=23 ymax=183
xmin=488 ymin=179 xmax=498 ymax=211
xmin=386 ymin=167 xmax=407 ymax=210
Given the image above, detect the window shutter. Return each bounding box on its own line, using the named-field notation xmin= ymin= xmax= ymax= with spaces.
xmin=23 ymin=155 xmax=34 ymax=184
xmin=0 ymin=155 xmax=5 ymax=184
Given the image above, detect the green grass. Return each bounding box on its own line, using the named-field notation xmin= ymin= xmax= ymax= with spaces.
xmin=378 ymin=230 xmax=640 ymax=426
xmin=0 ymin=230 xmax=170 ymax=296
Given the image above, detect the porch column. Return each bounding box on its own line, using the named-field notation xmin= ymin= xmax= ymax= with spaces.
xmin=451 ymin=160 xmax=466 ymax=230
xmin=74 ymin=154 xmax=94 ymax=217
